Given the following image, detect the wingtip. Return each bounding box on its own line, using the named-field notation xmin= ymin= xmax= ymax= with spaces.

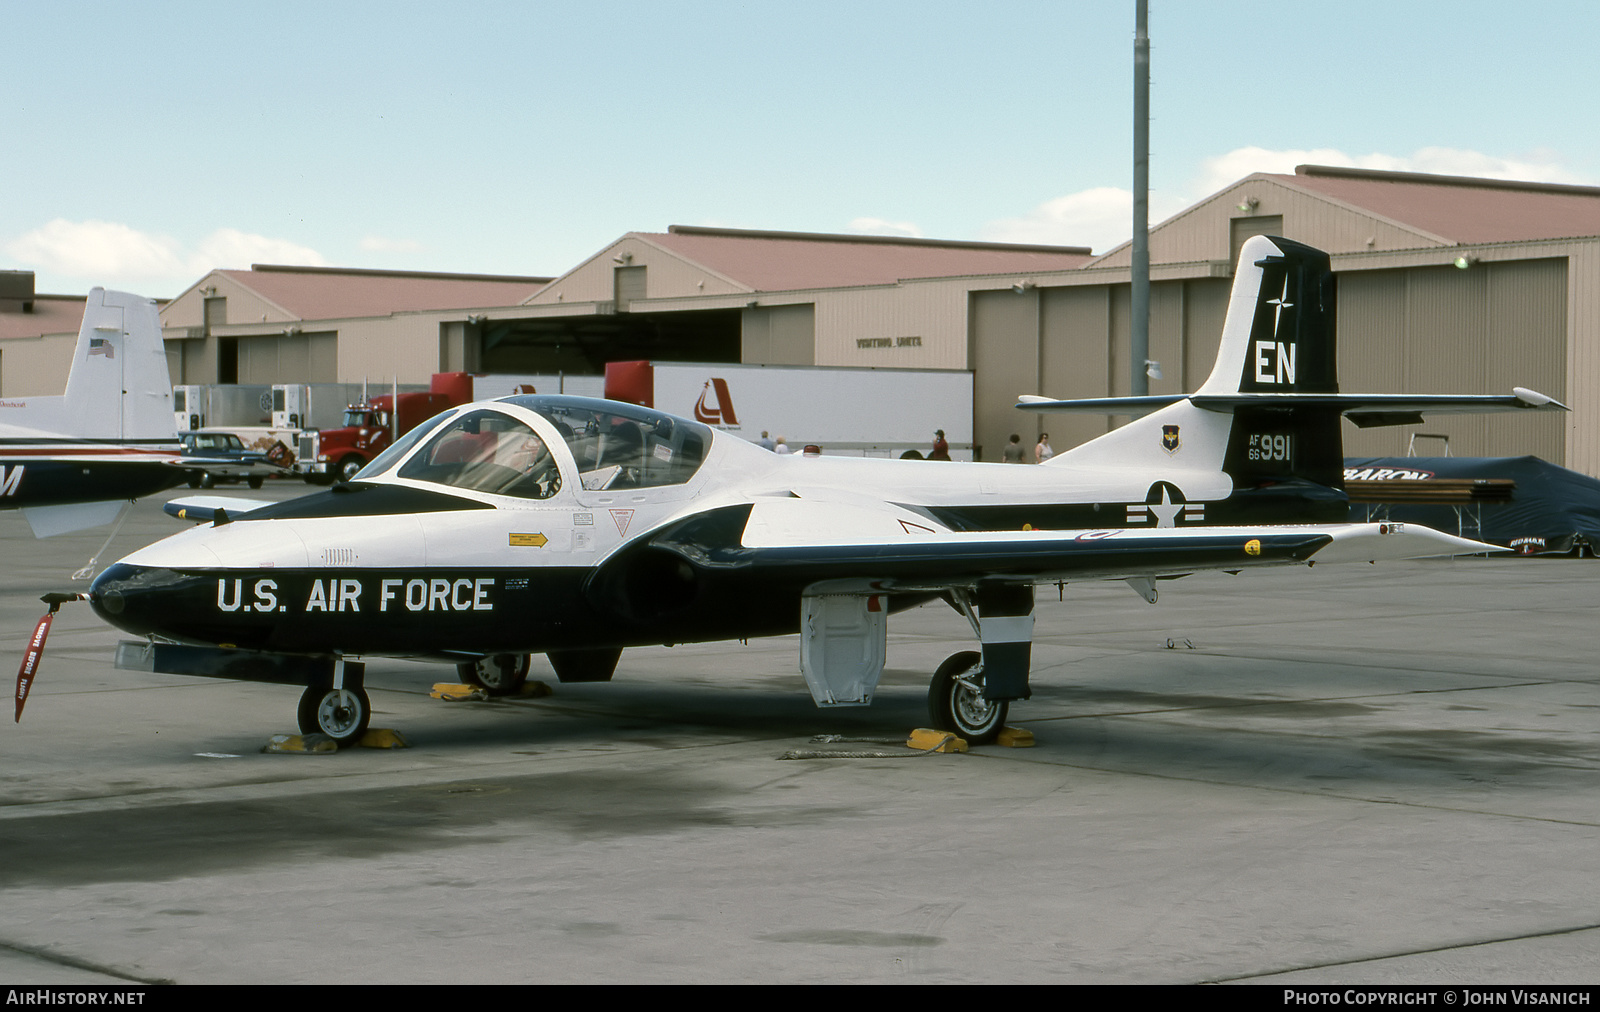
xmin=1512 ymin=386 xmax=1568 ymax=411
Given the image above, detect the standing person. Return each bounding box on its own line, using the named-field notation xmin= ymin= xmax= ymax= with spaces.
xmin=1002 ymin=433 xmax=1025 ymax=463
xmin=1035 ymin=433 xmax=1054 ymax=464
xmin=928 ymin=429 xmax=951 ymax=461
xmin=757 ymin=430 xmax=776 ymax=451
xmin=774 ymin=436 xmax=792 ymax=454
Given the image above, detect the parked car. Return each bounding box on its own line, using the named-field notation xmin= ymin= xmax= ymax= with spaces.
xmin=179 ymin=431 xmax=288 ymax=489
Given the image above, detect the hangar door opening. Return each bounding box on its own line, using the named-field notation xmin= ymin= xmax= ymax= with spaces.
xmin=475 ymin=308 xmax=741 ymax=375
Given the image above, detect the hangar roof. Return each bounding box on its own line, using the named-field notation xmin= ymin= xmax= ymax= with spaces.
xmin=0 ymin=294 xmax=87 ymax=342
xmin=197 ymin=265 xmax=553 ymax=321
xmin=633 ymin=226 xmax=1093 ymax=291
xmin=1271 ymin=165 xmax=1600 ymax=244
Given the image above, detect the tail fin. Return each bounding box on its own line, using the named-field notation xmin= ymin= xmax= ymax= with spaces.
xmin=1028 ymin=233 xmax=1563 ymax=526
xmin=59 ymin=288 xmax=176 ymax=442
xmin=1203 ymin=235 xmax=1346 ymax=497
xmin=1040 ymin=236 xmax=1347 ymax=520
xmin=1198 ymin=235 xmax=1337 ymax=397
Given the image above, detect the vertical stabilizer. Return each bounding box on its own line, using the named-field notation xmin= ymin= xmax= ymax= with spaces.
xmin=1202 ymin=236 xmax=1345 ymax=497
xmin=1050 ymin=235 xmax=1349 ymax=523
xmin=1198 ymin=234 xmax=1338 ymax=397
xmin=60 ymin=289 xmax=175 ymax=442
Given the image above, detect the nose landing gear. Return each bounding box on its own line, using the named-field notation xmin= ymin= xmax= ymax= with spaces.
xmin=297 ymin=659 xmax=370 ymax=745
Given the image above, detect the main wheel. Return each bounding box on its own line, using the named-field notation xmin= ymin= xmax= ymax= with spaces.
xmin=459 ymin=654 xmax=531 ymax=696
xmin=297 ymin=684 xmax=371 ymax=745
xmin=928 ymin=650 xmax=1008 ymax=745
xmin=247 ymin=475 xmax=265 ymax=489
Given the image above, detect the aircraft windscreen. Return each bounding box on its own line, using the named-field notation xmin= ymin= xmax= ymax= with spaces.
xmin=519 ymin=399 xmax=708 ymax=491
xmin=396 ymin=409 xmax=562 ymax=499
xmin=353 ymin=410 xmax=454 ymax=480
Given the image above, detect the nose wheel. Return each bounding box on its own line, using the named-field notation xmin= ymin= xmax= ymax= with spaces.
xmin=928 ymin=650 xmax=1008 ymax=745
xmin=298 ymin=684 xmax=371 ymax=745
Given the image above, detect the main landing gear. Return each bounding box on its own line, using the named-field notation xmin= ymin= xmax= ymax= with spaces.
xmin=927 ymin=650 xmax=1008 ymax=745
xmin=923 ymin=585 xmax=1032 ymax=746
xmin=457 ymin=649 xmax=620 ymax=693
xmin=459 ymin=653 xmax=532 ymax=695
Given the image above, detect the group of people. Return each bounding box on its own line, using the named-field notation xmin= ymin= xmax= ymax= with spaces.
xmin=756 ymin=427 xmax=1057 ymax=464
xmin=756 ymin=431 xmax=792 ymax=454
xmin=1001 ymin=432 xmax=1055 ymax=464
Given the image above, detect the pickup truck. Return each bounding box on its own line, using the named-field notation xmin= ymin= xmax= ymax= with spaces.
xmin=179 ymin=431 xmax=292 ymax=489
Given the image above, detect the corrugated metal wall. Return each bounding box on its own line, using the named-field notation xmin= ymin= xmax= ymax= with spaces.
xmin=1039 ymin=286 xmax=1112 ymax=451
xmin=973 ymin=277 xmax=1231 ymax=458
xmin=815 ymin=282 xmax=985 ymax=370
xmin=742 ymin=304 xmax=815 ymax=365
xmin=1338 ymin=259 xmax=1566 ymax=463
xmin=1182 ymin=279 xmax=1229 ymax=388
xmin=0 ymin=333 xmax=74 ymax=396
xmin=1564 ymin=245 xmax=1600 ymax=476
xmin=236 ymin=331 xmax=339 ymax=385
xmin=971 ymin=288 xmax=1040 ymax=460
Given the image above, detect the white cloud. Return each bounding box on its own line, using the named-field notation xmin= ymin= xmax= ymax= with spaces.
xmin=198 ymin=228 xmax=327 ymax=269
xmin=848 ymin=217 xmax=924 ymax=238
xmin=981 ymin=146 xmax=1596 ymax=256
xmin=1377 ymin=146 xmax=1588 ymax=184
xmin=1190 ymin=147 xmax=1366 ymax=196
xmin=4 ymin=219 xmax=189 ymax=283
xmin=1191 ymin=145 xmax=1590 ymax=197
xmin=981 ymin=187 xmax=1188 ymax=255
xmin=4 ymin=220 xmax=328 ymax=296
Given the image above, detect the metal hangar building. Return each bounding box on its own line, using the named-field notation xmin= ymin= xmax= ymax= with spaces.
xmin=4 ymin=164 xmax=1599 ymax=472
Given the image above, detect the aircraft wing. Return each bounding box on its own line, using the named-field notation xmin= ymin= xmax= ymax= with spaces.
xmin=594 ymin=499 xmax=1496 ymax=600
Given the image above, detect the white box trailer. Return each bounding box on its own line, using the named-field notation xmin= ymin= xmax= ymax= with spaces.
xmin=173 ymin=384 xmax=272 ymax=432
xmin=469 ymin=373 xmax=606 ymax=401
xmin=271 ymin=383 xmax=379 ymax=431
xmin=604 ymin=361 xmax=973 ymax=459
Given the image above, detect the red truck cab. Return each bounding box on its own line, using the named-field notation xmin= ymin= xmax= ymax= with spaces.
xmin=304 ymin=373 xmax=472 ymax=483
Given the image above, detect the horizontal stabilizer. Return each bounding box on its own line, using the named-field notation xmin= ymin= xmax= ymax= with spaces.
xmin=1018 ymin=389 xmax=1567 ymax=427
xmin=21 ymin=501 xmax=128 ymax=538
xmin=163 ymin=495 xmax=275 ymax=523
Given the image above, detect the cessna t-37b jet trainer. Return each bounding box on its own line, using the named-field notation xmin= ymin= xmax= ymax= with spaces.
xmin=48 ymin=236 xmax=1564 ymax=745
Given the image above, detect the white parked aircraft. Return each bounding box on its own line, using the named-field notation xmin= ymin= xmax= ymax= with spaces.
xmin=67 ymin=237 xmax=1564 ymax=744
xmin=0 ymin=289 xmax=187 ymax=537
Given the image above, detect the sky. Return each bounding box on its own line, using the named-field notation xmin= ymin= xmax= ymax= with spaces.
xmin=4 ymin=0 xmax=1599 ymax=298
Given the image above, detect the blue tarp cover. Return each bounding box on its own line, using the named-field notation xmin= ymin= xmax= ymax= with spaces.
xmin=1344 ymin=456 xmax=1600 ymax=555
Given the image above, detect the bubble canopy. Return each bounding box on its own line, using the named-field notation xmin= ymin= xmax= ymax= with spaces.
xmin=355 ymin=395 xmax=712 ymax=496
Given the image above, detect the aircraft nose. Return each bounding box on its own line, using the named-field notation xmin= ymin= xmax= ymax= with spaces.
xmin=90 ymin=562 xmax=214 ymax=639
